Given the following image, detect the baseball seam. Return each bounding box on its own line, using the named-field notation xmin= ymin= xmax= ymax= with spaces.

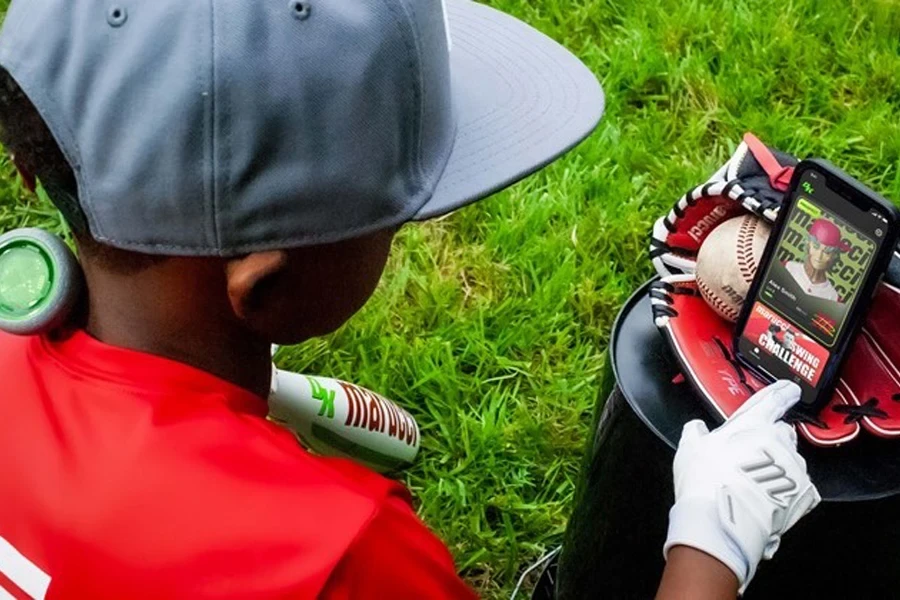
xmin=736 ymin=216 xmax=759 ymax=285
xmin=696 ymin=275 xmax=739 ymax=322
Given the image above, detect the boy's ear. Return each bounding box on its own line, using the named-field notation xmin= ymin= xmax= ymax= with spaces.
xmin=11 ymin=155 xmax=36 ymax=193
xmin=225 ymin=251 xmax=289 ymax=321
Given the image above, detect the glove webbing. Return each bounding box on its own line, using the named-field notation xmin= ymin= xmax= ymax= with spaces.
xmin=652 ymin=133 xmax=794 ymax=270
xmin=652 ymin=181 xmax=782 ymax=264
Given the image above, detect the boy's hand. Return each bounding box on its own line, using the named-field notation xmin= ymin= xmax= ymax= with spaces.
xmin=664 ymin=381 xmax=821 ymax=593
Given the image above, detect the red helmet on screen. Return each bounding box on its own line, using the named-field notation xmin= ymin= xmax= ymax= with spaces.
xmin=809 ymin=219 xmax=851 ymax=252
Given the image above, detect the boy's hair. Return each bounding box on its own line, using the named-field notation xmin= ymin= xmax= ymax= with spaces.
xmin=0 ymin=68 xmax=165 ymax=273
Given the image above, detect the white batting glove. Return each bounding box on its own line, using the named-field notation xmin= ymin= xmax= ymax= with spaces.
xmin=664 ymin=381 xmax=821 ymax=593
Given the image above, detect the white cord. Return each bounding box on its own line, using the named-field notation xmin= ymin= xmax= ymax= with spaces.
xmin=510 ymin=546 xmax=561 ymax=600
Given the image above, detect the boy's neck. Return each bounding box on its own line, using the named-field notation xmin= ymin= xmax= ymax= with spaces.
xmin=82 ymin=258 xmax=273 ymax=399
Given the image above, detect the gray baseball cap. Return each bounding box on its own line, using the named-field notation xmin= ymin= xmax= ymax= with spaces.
xmin=0 ymin=0 xmax=604 ymax=256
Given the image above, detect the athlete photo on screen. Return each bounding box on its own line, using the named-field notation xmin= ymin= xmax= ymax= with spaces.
xmin=784 ymin=218 xmax=850 ymax=303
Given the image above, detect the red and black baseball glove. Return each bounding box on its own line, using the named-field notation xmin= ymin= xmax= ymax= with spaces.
xmin=650 ymin=134 xmax=900 ymax=446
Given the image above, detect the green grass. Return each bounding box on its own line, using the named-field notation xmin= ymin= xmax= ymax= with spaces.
xmin=1 ymin=0 xmax=900 ymax=597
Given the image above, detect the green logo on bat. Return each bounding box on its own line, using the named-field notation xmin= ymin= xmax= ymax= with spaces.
xmin=307 ymin=377 xmax=336 ymax=419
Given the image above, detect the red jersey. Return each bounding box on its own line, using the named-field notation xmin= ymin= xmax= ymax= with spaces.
xmin=0 ymin=330 xmax=476 ymax=599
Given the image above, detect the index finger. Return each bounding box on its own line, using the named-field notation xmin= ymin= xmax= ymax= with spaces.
xmin=729 ymin=380 xmax=802 ymax=424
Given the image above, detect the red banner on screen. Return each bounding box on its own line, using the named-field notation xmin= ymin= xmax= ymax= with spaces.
xmin=744 ymin=302 xmax=830 ymax=386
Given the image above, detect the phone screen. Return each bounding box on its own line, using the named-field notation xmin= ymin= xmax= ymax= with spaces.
xmin=737 ymin=169 xmax=890 ymax=405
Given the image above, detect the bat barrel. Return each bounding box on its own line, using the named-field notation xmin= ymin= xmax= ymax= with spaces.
xmin=269 ymin=369 xmax=420 ymax=473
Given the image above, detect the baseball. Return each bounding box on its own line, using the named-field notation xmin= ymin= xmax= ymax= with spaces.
xmin=696 ymin=215 xmax=771 ymax=323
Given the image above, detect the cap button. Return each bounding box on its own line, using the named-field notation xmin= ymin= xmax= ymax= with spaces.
xmin=290 ymin=1 xmax=311 ymax=21
xmin=107 ymin=5 xmax=128 ymax=27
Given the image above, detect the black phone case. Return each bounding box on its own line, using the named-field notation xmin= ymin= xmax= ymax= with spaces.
xmin=733 ymin=158 xmax=900 ymax=415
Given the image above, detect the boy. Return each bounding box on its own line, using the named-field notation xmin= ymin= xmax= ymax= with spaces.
xmin=0 ymin=0 xmax=816 ymax=598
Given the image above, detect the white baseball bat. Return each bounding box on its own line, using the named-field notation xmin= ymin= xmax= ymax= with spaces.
xmin=268 ymin=368 xmax=420 ymax=473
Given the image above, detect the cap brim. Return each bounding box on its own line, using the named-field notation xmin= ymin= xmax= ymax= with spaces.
xmin=414 ymin=0 xmax=605 ymax=221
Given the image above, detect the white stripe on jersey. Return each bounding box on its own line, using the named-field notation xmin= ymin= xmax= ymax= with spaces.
xmin=0 ymin=586 xmax=18 ymax=600
xmin=0 ymin=536 xmax=50 ymax=600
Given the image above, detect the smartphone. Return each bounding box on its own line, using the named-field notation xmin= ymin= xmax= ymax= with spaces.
xmin=734 ymin=159 xmax=900 ymax=412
